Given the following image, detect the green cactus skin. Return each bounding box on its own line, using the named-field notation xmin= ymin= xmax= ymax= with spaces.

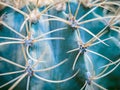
xmin=0 ymin=0 xmax=120 ymax=90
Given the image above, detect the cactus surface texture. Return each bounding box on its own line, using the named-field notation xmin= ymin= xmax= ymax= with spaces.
xmin=0 ymin=0 xmax=120 ymax=90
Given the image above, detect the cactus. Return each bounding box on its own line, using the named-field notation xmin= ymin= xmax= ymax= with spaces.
xmin=0 ymin=0 xmax=120 ymax=90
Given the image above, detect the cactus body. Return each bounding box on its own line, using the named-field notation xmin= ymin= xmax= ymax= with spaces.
xmin=0 ymin=0 xmax=120 ymax=90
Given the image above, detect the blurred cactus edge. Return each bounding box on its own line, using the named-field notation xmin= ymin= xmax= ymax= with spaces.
xmin=0 ymin=0 xmax=120 ymax=90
